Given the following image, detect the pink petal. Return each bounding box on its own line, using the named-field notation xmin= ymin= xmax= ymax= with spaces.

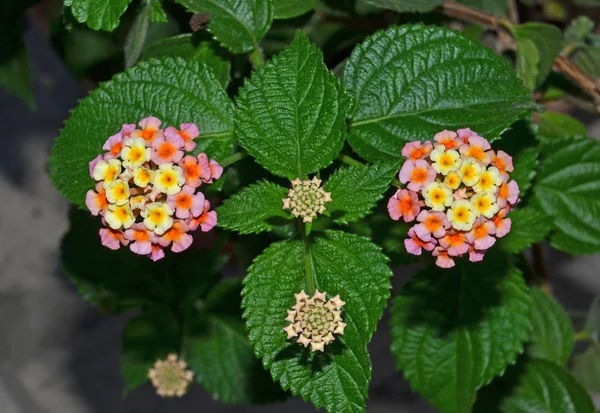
xmin=190 ymin=192 xmax=206 ymax=217
xmin=399 ymin=161 xmax=415 ymax=184
xmin=139 ymin=116 xmax=162 ymax=130
xmin=131 ymin=240 xmax=153 ymax=255
xmin=172 ymin=233 xmax=193 ymax=253
xmin=404 ymin=238 xmax=422 ymax=255
xmin=86 ymin=190 xmax=101 ymax=216
xmin=469 ymin=250 xmax=485 ymax=262
xmin=181 ymin=123 xmax=199 ymax=139
xmin=89 ymin=154 xmax=102 ymax=178
xmin=507 ymin=181 xmax=520 ymax=205
xmin=99 ymin=229 xmax=121 ymax=250
xmin=436 ymin=253 xmax=455 ymax=268
xmin=387 ymin=196 xmax=402 ymax=221
xmin=121 ymin=124 xmax=136 ymax=137
xmin=209 ymin=160 xmax=223 ymax=181
xmin=401 ymin=141 xmax=420 ymax=158
xmin=102 ymin=132 xmax=123 ymax=151
xmin=414 ymin=223 xmax=431 ymax=242
xmin=149 ymin=244 xmax=165 ymax=261
xmin=496 ymin=218 xmax=512 ymax=238
xmin=197 ymin=153 xmax=212 ymax=181
xmin=200 ymin=210 xmax=217 ymax=232
xmin=474 ymin=235 xmax=496 ymax=250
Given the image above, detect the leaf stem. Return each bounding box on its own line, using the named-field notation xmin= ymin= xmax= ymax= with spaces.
xmin=574 ymin=329 xmax=592 ymax=343
xmin=532 ymin=243 xmax=551 ymax=293
xmin=337 ymin=153 xmax=364 ymax=167
xmin=298 ymin=219 xmax=317 ymax=295
xmin=249 ymin=48 xmax=265 ymax=70
xmin=219 ymin=150 xmax=249 ymax=168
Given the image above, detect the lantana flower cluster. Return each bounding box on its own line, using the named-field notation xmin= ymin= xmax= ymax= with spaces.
xmin=86 ymin=116 xmax=222 ymax=261
xmin=282 ymin=177 xmax=332 ymax=223
xmin=283 ymin=290 xmax=346 ymax=352
xmin=388 ymin=129 xmax=519 ymax=268
xmin=148 ymin=353 xmax=194 ymax=398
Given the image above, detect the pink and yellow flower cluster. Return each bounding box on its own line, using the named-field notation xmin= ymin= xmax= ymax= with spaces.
xmin=387 ymin=129 xmax=519 ymax=268
xmin=86 ymin=116 xmax=222 ymax=260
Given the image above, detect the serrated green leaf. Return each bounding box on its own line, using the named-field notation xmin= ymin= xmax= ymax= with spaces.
xmin=324 ymin=161 xmax=399 ymax=224
xmin=390 ymin=257 xmax=532 ymax=413
xmin=359 ymin=0 xmax=442 ymax=12
xmin=538 ymin=112 xmax=587 ymax=143
xmin=498 ymin=207 xmax=553 ymax=253
xmin=142 ymin=34 xmax=231 ymax=88
xmin=572 ymin=45 xmax=600 ymax=78
xmin=512 ymin=23 xmax=563 ymax=90
xmin=242 ymin=230 xmax=392 ymax=413
xmin=528 ymin=288 xmax=574 ymax=366
xmin=122 ymin=304 xmax=181 ymax=392
xmin=456 ymin=0 xmax=507 ymax=16
xmin=564 ymin=16 xmax=595 ymax=43
xmin=274 ymin=0 xmax=315 ymax=18
xmin=176 ymin=0 xmax=273 ymax=53
xmin=149 ymin=0 xmax=167 ymax=22
xmin=510 ymin=147 xmax=538 ymax=195
xmin=502 ymin=359 xmax=595 ymax=413
xmin=124 ymin=3 xmax=150 ymax=68
xmin=185 ymin=279 xmax=287 ymax=404
xmin=236 ymin=32 xmax=351 ymax=178
xmin=64 ymin=0 xmax=133 ymax=31
xmin=343 ymin=25 xmax=536 ymax=162
xmin=217 ymin=181 xmax=289 ymax=234
xmin=50 ymin=58 xmax=234 ymax=208
xmin=532 ymin=136 xmax=600 ymax=254
xmin=572 ymin=343 xmax=600 ymax=394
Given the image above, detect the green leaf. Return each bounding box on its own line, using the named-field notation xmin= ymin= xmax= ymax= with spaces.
xmin=532 ymin=136 xmax=600 ymax=254
xmin=512 ymin=23 xmax=563 ymax=90
xmin=185 ymin=279 xmax=287 ymax=403
xmin=64 ymin=0 xmax=133 ymax=31
xmin=456 ymin=0 xmax=507 ymax=16
xmin=142 ymin=34 xmax=231 ymax=88
xmin=502 ymin=359 xmax=595 ymax=413
xmin=510 ymin=147 xmax=538 ymax=195
xmin=359 ymin=0 xmax=442 ymax=13
xmin=236 ymin=32 xmax=351 ymax=178
xmin=274 ymin=0 xmax=315 ymax=18
xmin=243 ymin=230 xmax=392 ymax=413
xmin=528 ymin=288 xmax=574 ymax=366
xmin=586 ymin=295 xmax=600 ymax=341
xmin=217 ymin=181 xmax=289 ymax=234
xmin=0 ymin=28 xmax=34 ymax=107
xmin=121 ymin=304 xmax=181 ymax=392
xmin=343 ymin=25 xmax=537 ymax=162
xmin=572 ymin=46 xmax=600 ymax=78
xmin=149 ymin=0 xmax=167 ymax=23
xmin=498 ymin=207 xmax=553 ymax=254
xmin=572 ymin=343 xmax=600 ymax=394
xmin=124 ymin=4 xmax=151 ymax=68
xmin=50 ymin=57 xmax=234 ymax=208
xmin=176 ymin=0 xmax=273 ymax=53
xmin=390 ymin=257 xmax=532 ymax=413
xmin=324 ymin=161 xmax=399 ymax=224
xmin=564 ymin=16 xmax=595 ymax=43
xmin=538 ymin=112 xmax=587 ymax=143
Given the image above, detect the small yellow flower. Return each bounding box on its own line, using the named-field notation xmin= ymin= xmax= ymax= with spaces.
xmin=471 ymin=192 xmax=499 ymax=218
xmin=153 ymin=164 xmax=185 ymax=195
xmin=459 ymin=159 xmax=483 ymax=187
xmin=92 ymin=159 xmax=122 ymax=186
xmin=121 ymin=137 xmax=150 ymax=169
xmin=444 ymin=171 xmax=461 ymax=190
xmin=105 ymin=179 xmax=130 ymax=206
xmin=148 ymin=354 xmax=193 ymax=398
xmin=141 ymin=202 xmax=174 ymax=235
xmin=104 ymin=204 xmax=135 ymax=230
xmin=446 ymin=200 xmax=476 ymax=231
xmin=473 ymin=166 xmax=502 ymax=194
xmin=422 ymin=182 xmax=453 ymax=212
xmin=133 ymin=166 xmax=154 ymax=188
xmin=430 ymin=147 xmax=462 ymax=175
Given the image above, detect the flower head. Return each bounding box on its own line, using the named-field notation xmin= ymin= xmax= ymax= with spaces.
xmin=283 ymin=290 xmax=346 ymax=352
xmin=151 ymin=133 xmax=184 ymax=165
xmin=165 ymin=123 xmax=199 ymax=152
xmin=401 ymin=141 xmax=433 ymax=160
xmin=434 ymin=130 xmax=462 ymax=150
xmin=131 ymin=116 xmax=163 ymax=144
xmin=283 ymin=177 xmax=331 ymax=223
xmin=148 ymin=354 xmax=193 ymax=398
xmin=399 ymin=159 xmax=436 ymax=192
xmin=387 ymin=189 xmax=422 ymax=223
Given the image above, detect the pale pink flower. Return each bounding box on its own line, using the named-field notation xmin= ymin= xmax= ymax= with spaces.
xmin=493 ymin=207 xmax=512 ymax=238
xmin=492 ymin=150 xmax=514 ymax=179
xmin=460 ymin=135 xmax=492 ymax=165
xmin=102 ymin=132 xmax=124 ymax=159
xmin=151 ymin=134 xmax=184 ymax=165
xmin=456 ymin=128 xmax=479 ymax=144
xmin=469 ymin=248 xmax=485 ymax=262
xmin=99 ymin=228 xmax=129 ymax=250
xmin=89 ymin=154 xmax=103 ymax=178
xmin=466 ymin=217 xmax=496 ymax=250
xmin=434 ymin=130 xmax=462 ymax=150
xmin=387 ymin=189 xmax=421 ymax=222
xmin=404 ymin=227 xmax=436 ymax=255
xmin=167 ymin=185 xmax=205 ymax=219
xmin=165 ymin=123 xmax=199 ymax=152
xmin=208 ymin=160 xmax=223 ymax=182
xmin=496 ymin=180 xmax=520 ymax=208
xmin=414 ymin=210 xmax=449 ymax=241
xmin=121 ymin=124 xmax=136 ymax=137
xmin=439 ymin=233 xmax=469 ymax=256
xmin=124 ymin=223 xmax=156 ymax=255
xmin=149 ymin=244 xmax=165 ymax=261
xmin=401 ymin=141 xmax=433 ymax=160
xmin=399 ymin=159 xmax=436 ymax=192
xmin=159 ymin=221 xmax=193 ymax=253
xmin=86 ymin=182 xmax=109 ymax=216
xmin=188 ymin=200 xmax=217 ymax=232
xmin=179 ymin=155 xmax=206 ymax=188
xmin=196 ymin=153 xmax=213 ymax=183
xmin=131 ymin=116 xmax=163 ymax=144
xmin=433 ymin=247 xmax=455 ymax=268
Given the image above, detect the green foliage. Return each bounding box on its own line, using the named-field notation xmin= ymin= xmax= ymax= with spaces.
xmin=243 ymin=231 xmax=392 ymax=413
xmin=236 ymin=32 xmax=351 ymax=178
xmin=572 ymin=46 xmax=600 ymax=78
xmin=64 ymin=0 xmax=133 ymax=31
xmin=217 ymin=181 xmax=289 ymax=234
xmin=564 ymin=16 xmax=595 ymax=44
xmin=124 ymin=3 xmax=151 ymax=68
xmin=572 ymin=343 xmax=600 ymax=394
xmin=50 ymin=57 xmax=234 ymax=208
xmin=510 ymin=147 xmax=538 ymax=196
xmin=390 ymin=256 xmax=532 ymax=413
xmin=176 ymin=0 xmax=273 ymax=53
xmin=528 ymin=288 xmax=574 ymax=366
xmin=457 ymin=0 xmax=507 ymax=16
xmin=511 ymin=23 xmax=563 ymax=90
xmin=149 ymin=0 xmax=167 ymax=23
xmin=274 ymin=0 xmax=315 ymax=18
xmin=360 ymin=0 xmax=442 ymax=13
xmin=498 ymin=207 xmax=553 ymax=254
xmin=324 ymin=161 xmax=399 ymax=224
xmin=343 ymin=25 xmax=537 ymax=162
xmin=538 ymin=112 xmax=587 ymax=142
xmin=532 ymin=136 xmax=600 ymax=254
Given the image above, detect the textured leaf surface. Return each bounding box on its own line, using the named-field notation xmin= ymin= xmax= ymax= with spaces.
xmin=390 ymin=257 xmax=532 ymax=413
xmin=324 ymin=161 xmax=399 ymax=224
xmin=528 ymin=288 xmax=574 ymax=366
xmin=498 ymin=207 xmax=553 ymax=254
xmin=274 ymin=0 xmax=315 ymax=18
xmin=343 ymin=25 xmax=536 ymax=162
xmin=456 ymin=0 xmax=506 ymax=16
xmin=217 ymin=181 xmax=289 ymax=234
xmin=51 ymin=58 xmax=234 ymax=208
xmin=572 ymin=343 xmax=600 ymax=394
xmin=124 ymin=3 xmax=150 ymax=68
xmin=564 ymin=16 xmax=595 ymax=43
xmin=236 ymin=32 xmax=351 ymax=178
xmin=360 ymin=0 xmax=442 ymax=12
xmin=65 ymin=0 xmax=133 ymax=31
xmin=572 ymin=46 xmax=600 ymax=78
xmin=149 ymin=0 xmax=167 ymax=22
xmin=501 ymin=359 xmax=595 ymax=413
xmin=538 ymin=112 xmax=587 ymax=143
xmin=242 ymin=231 xmax=392 ymax=413
xmin=510 ymin=147 xmax=538 ymax=195
xmin=512 ymin=23 xmax=563 ymax=90
xmin=176 ymin=0 xmax=273 ymax=53
xmin=532 ymin=136 xmax=600 ymax=254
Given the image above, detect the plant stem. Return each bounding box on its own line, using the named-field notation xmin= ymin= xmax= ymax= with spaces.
xmin=219 ymin=150 xmax=249 ymax=168
xmin=249 ymin=48 xmax=265 ymax=70
xmin=298 ymin=219 xmax=317 ymax=295
xmin=337 ymin=153 xmax=364 ymax=167
xmin=532 ymin=243 xmax=551 ymax=293
xmin=574 ymin=329 xmax=592 ymax=343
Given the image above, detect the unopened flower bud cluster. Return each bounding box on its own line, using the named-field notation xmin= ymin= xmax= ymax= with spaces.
xmin=283 ymin=290 xmax=346 ymax=352
xmin=388 ymin=129 xmax=519 ymax=268
xmin=86 ymin=116 xmax=221 ymax=260
xmin=148 ymin=353 xmax=193 ymax=398
xmin=283 ymin=177 xmax=331 ymax=223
